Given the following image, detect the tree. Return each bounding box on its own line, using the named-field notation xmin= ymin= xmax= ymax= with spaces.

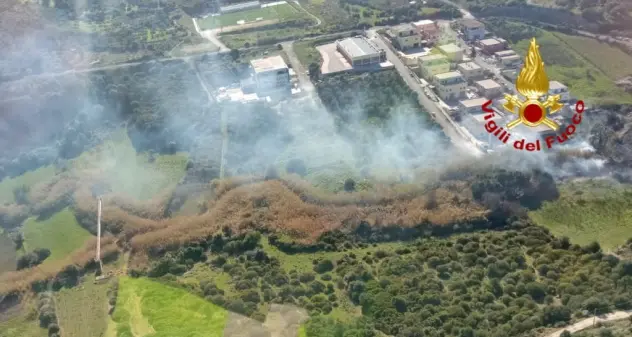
xmin=229 ymin=49 xmax=240 ymax=61
xmin=286 ymin=158 xmax=307 ymax=176
xmin=344 ymin=178 xmax=356 ymax=192
xmin=470 ymin=47 xmax=476 ymax=58
xmin=308 ymin=62 xmax=321 ymax=81
xmin=560 ymin=331 xmax=571 ymax=337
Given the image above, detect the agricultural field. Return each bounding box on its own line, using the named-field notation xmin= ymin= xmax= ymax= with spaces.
xmin=110 ymin=276 xmax=228 ymax=337
xmin=0 ymin=166 xmax=57 ymax=204
xmin=493 ymin=20 xmax=632 ymax=104
xmin=529 ymin=180 xmax=632 ymax=251
xmin=71 ymin=130 xmax=188 ymax=201
xmin=55 ymin=275 xmax=110 ymax=337
xmin=22 ymin=208 xmax=92 ymax=262
xmin=198 ymin=3 xmax=306 ymax=30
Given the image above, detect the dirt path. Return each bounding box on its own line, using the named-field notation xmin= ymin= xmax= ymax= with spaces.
xmin=545 ymin=311 xmax=632 ymax=337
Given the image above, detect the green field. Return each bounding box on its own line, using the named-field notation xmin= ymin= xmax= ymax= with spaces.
xmin=55 ymin=275 xmax=110 ymax=337
xmin=72 ymin=130 xmax=188 ymax=200
xmin=22 ymin=208 xmax=92 ymax=262
xmin=0 ymin=166 xmax=56 ymax=204
xmin=529 ymin=180 xmax=632 ymax=251
xmin=111 ymin=277 xmax=228 ymax=337
xmin=198 ymin=4 xmax=302 ymax=30
xmin=0 ymin=304 xmax=47 ymax=337
xmin=508 ymin=27 xmax=632 ymax=104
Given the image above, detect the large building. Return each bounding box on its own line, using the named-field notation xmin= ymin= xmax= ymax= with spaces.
xmin=220 ymin=1 xmax=261 ymax=14
xmin=250 ymin=55 xmax=291 ymax=95
xmin=388 ymin=23 xmax=422 ymax=50
xmin=336 ymin=37 xmax=386 ymax=67
xmin=437 ymin=43 xmax=463 ymax=62
xmin=457 ymin=62 xmax=483 ymax=81
xmin=413 ymin=20 xmax=439 ymax=42
xmin=477 ymin=38 xmax=507 ymax=55
xmin=433 ymin=71 xmax=467 ymax=101
xmin=457 ymin=19 xmax=486 ymax=41
xmin=419 ymin=54 xmax=450 ymax=78
xmin=549 ymin=80 xmax=571 ymax=101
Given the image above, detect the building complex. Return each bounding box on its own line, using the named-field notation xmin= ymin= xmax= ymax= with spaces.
xmin=336 ymin=36 xmax=386 ymax=67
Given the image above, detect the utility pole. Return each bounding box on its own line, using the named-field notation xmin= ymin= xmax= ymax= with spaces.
xmin=96 ymin=197 xmax=103 ymax=273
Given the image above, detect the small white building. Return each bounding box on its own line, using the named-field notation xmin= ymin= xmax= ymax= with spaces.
xmin=499 ymin=55 xmax=521 ymax=67
xmin=459 ymin=97 xmax=489 ymax=114
xmin=250 ymin=55 xmax=291 ymax=94
xmin=458 ymin=19 xmax=486 ymax=41
xmin=433 ymin=71 xmax=467 ymax=101
xmin=336 ymin=37 xmax=386 ymax=67
xmin=475 ymin=79 xmax=502 ymax=97
xmin=457 ymin=62 xmax=483 ymax=81
xmin=494 ymin=50 xmax=516 ymax=60
xmin=220 ymin=1 xmax=261 ymax=14
xmin=549 ymin=80 xmax=571 ymax=101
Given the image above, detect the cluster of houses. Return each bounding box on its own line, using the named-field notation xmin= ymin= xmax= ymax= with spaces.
xmin=385 ymin=18 xmax=574 ymax=149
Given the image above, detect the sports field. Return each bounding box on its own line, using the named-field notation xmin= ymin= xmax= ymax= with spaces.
xmin=197 ymin=3 xmax=302 ymax=30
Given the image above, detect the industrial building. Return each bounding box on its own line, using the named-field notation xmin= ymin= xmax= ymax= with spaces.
xmin=438 ymin=43 xmax=463 ymax=62
xmin=336 ymin=37 xmax=386 ymax=67
xmin=419 ymin=54 xmax=450 ymax=78
xmin=388 ymin=23 xmax=422 ymax=50
xmin=457 ymin=62 xmax=483 ymax=81
xmin=413 ymin=20 xmax=439 ymax=42
xmin=250 ymin=55 xmax=291 ymax=95
xmin=433 ymin=71 xmax=467 ymax=101
xmin=477 ymin=38 xmax=507 ymax=55
xmin=456 ymin=19 xmax=486 ymax=41
xmin=220 ymin=1 xmax=261 ymax=14
xmin=549 ymin=80 xmax=571 ymax=101
xmin=475 ymin=79 xmax=502 ymax=97
xmin=459 ymin=97 xmax=489 ymax=114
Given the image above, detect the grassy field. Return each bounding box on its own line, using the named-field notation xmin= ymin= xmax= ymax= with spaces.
xmin=72 ymin=130 xmax=188 ymax=201
xmin=0 ymin=233 xmax=16 ymax=274
xmin=0 ymin=302 xmax=46 ymax=337
xmin=510 ymin=28 xmax=632 ymax=104
xmin=55 ymin=275 xmax=110 ymax=337
xmin=22 ymin=208 xmax=92 ymax=262
xmin=529 ymin=180 xmax=632 ymax=251
xmin=0 ymin=166 xmax=56 ymax=204
xmin=111 ymin=276 xmax=228 ymax=337
xmin=556 ymin=32 xmax=632 ymax=80
xmin=198 ymin=3 xmax=303 ymax=30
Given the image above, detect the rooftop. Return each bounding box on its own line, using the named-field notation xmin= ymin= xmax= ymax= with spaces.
xmin=435 ymin=71 xmax=463 ymax=80
xmin=391 ymin=23 xmax=416 ymax=34
xmin=476 ymin=79 xmax=501 ymax=89
xmin=413 ymin=19 xmax=435 ymax=26
xmin=250 ymin=55 xmax=287 ymax=73
xmin=419 ymin=54 xmax=448 ymax=62
xmin=480 ymin=38 xmax=502 ymax=46
xmin=500 ymin=55 xmax=521 ymax=60
xmin=337 ymin=37 xmax=382 ymax=58
xmin=438 ymin=43 xmax=461 ymax=53
xmin=460 ymin=97 xmax=489 ymax=108
xmin=495 ymin=50 xmax=516 ymax=57
xmin=460 ymin=19 xmax=484 ymax=29
xmin=458 ymin=62 xmax=481 ymax=70
xmin=472 ymin=112 xmax=500 ymax=123
xmin=549 ymin=80 xmax=567 ymax=90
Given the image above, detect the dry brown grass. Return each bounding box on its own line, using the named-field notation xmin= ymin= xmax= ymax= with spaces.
xmin=0 ymin=236 xmax=118 ymax=294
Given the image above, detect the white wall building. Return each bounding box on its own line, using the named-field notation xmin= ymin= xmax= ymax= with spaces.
xmin=220 ymin=1 xmax=261 ymax=14
xmin=459 ymin=97 xmax=489 ymax=114
xmin=549 ymin=80 xmax=571 ymax=101
xmin=336 ymin=37 xmax=386 ymax=67
xmin=457 ymin=62 xmax=483 ymax=81
xmin=433 ymin=71 xmax=467 ymax=101
xmin=475 ymin=79 xmax=502 ymax=98
xmin=250 ymin=55 xmax=291 ymax=94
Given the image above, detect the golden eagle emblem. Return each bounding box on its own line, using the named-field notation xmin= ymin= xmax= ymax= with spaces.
xmin=503 ymin=38 xmax=563 ymax=130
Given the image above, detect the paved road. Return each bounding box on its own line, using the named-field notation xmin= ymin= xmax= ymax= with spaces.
xmin=193 ymin=18 xmax=230 ymax=52
xmin=282 ymin=41 xmax=316 ymax=93
xmin=367 ymin=30 xmax=483 ymax=156
xmin=546 ymin=311 xmax=632 ymax=337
